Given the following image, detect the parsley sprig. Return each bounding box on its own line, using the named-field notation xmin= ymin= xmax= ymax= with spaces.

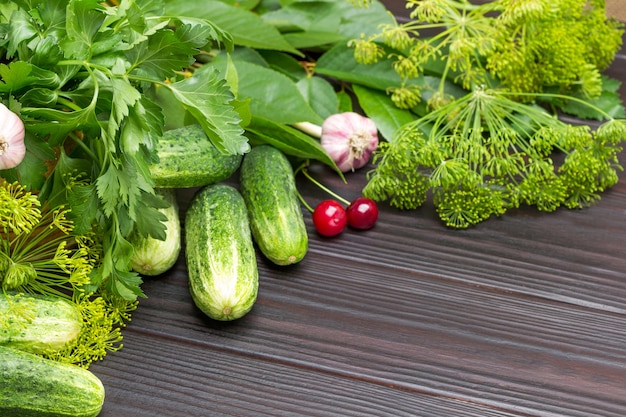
xmin=0 ymin=0 xmax=249 ymax=299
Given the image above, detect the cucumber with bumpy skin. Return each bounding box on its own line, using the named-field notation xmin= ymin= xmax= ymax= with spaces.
xmin=185 ymin=184 xmax=258 ymax=321
xmin=150 ymin=124 xmax=242 ymax=188
xmin=0 ymin=346 xmax=105 ymax=417
xmin=129 ymin=188 xmax=181 ymax=276
xmin=239 ymin=145 xmax=308 ymax=265
xmin=0 ymin=292 xmax=82 ymax=355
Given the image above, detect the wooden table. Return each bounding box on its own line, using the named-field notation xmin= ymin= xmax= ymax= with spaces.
xmin=90 ymin=11 xmax=626 ymax=417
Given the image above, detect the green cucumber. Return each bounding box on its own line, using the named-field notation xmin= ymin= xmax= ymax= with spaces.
xmin=150 ymin=124 xmax=242 ymax=188
xmin=239 ymin=145 xmax=308 ymax=265
xmin=129 ymin=188 xmax=181 ymax=276
xmin=185 ymin=184 xmax=258 ymax=321
xmin=0 ymin=292 xmax=82 ymax=355
xmin=0 ymin=346 xmax=105 ymax=417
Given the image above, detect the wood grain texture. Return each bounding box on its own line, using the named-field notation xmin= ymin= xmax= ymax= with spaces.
xmin=89 ymin=6 xmax=626 ymax=417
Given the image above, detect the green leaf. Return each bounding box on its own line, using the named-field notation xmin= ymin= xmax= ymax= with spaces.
xmin=164 ymin=66 xmax=249 ymax=154
xmin=62 ymin=0 xmax=106 ymax=60
xmin=282 ymin=31 xmax=346 ymax=49
xmin=164 ymin=0 xmax=301 ymax=55
xmin=316 ymin=43 xmax=405 ymax=91
xmin=334 ymin=0 xmax=396 ymax=39
xmin=233 ymin=60 xmax=323 ymax=125
xmin=296 ymin=76 xmax=338 ymax=120
xmin=560 ymin=91 xmax=626 ymax=120
xmin=0 ymin=61 xmax=60 ymax=93
xmin=260 ymin=1 xmax=341 ymax=33
xmin=257 ymin=50 xmax=307 ymax=81
xmin=96 ymin=164 xmax=131 ymax=218
xmin=5 ymin=8 xmax=39 ymax=57
xmin=21 ymin=102 xmax=100 ymax=146
xmin=110 ymin=64 xmax=142 ymax=124
xmin=67 ymin=183 xmax=99 ymax=235
xmin=126 ymin=29 xmax=196 ymax=80
xmin=337 ymin=90 xmax=353 ymax=113
xmin=353 ymin=84 xmax=416 ymax=142
xmin=246 ymin=115 xmax=341 ymax=175
xmin=558 ymin=77 xmax=626 ymax=121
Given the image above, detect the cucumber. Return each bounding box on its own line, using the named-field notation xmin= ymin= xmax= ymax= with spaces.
xmin=184 ymin=184 xmax=258 ymax=321
xmin=150 ymin=124 xmax=242 ymax=188
xmin=0 ymin=292 xmax=82 ymax=355
xmin=0 ymin=346 xmax=105 ymax=417
xmin=129 ymin=188 xmax=181 ymax=276
xmin=239 ymin=145 xmax=308 ymax=265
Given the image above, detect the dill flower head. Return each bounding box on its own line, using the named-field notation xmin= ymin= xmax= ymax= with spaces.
xmin=496 ymin=0 xmax=550 ymax=25
xmin=379 ymin=22 xmax=414 ymax=51
xmin=391 ymin=54 xmax=420 ymax=80
xmin=406 ymin=0 xmax=446 ymax=22
xmin=387 ymin=84 xmax=422 ymax=109
xmin=0 ymin=181 xmax=41 ymax=236
xmin=348 ymin=36 xmax=385 ymax=64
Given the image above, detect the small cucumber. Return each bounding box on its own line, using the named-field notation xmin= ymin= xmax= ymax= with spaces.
xmin=150 ymin=124 xmax=242 ymax=188
xmin=0 ymin=292 xmax=82 ymax=355
xmin=185 ymin=184 xmax=258 ymax=321
xmin=0 ymin=346 xmax=105 ymax=417
xmin=239 ymin=145 xmax=308 ymax=265
xmin=129 ymin=188 xmax=181 ymax=276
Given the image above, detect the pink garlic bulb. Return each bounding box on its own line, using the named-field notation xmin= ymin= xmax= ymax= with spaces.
xmin=320 ymin=112 xmax=378 ymax=172
xmin=0 ymin=103 xmax=26 ymax=170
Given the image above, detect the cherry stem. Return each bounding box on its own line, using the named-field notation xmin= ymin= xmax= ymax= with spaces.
xmin=298 ymin=165 xmax=351 ymax=206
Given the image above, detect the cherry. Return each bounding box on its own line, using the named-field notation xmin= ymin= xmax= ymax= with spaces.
xmin=312 ymin=199 xmax=347 ymax=237
xmin=346 ymin=197 xmax=378 ymax=230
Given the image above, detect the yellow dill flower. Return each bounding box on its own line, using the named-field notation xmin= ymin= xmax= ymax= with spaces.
xmin=391 ymin=55 xmax=420 ymax=80
xmin=379 ymin=21 xmax=414 ymax=51
xmin=0 ymin=181 xmax=41 ymax=236
xmin=348 ymin=36 xmax=385 ymax=64
xmin=388 ymin=84 xmax=422 ymax=109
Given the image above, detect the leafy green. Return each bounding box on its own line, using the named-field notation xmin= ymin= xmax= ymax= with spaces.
xmin=229 ymin=59 xmax=324 ymax=124
xmin=0 ymin=0 xmax=246 ymax=299
xmin=164 ymin=0 xmax=301 ymax=55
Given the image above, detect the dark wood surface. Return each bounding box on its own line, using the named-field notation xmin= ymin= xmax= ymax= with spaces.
xmin=90 ymin=8 xmax=626 ymax=417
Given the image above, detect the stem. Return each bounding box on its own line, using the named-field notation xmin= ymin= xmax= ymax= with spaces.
xmin=504 ymin=90 xmax=615 ymax=121
xmin=297 ymin=191 xmax=314 ymax=213
xmin=56 ymin=97 xmax=83 ymax=112
xmin=67 ymin=131 xmax=99 ymax=163
xmin=292 ymin=121 xmax=322 ymax=138
xmin=299 ymin=167 xmax=350 ymax=206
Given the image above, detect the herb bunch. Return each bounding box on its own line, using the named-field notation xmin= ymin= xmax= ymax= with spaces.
xmin=1 ymin=180 xmax=135 ymax=367
xmin=363 ymin=89 xmax=626 ymax=228
xmin=348 ymin=0 xmax=626 ymax=227
xmin=351 ymin=0 xmax=624 ymax=111
xmin=0 ymin=0 xmax=248 ymax=299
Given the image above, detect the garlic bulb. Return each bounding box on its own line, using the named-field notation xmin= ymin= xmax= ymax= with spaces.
xmin=0 ymin=103 xmax=26 ymax=170
xmin=320 ymin=112 xmax=378 ymax=172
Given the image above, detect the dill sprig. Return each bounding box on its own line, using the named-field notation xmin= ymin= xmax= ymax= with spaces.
xmin=363 ymin=88 xmax=626 ymax=228
xmin=1 ymin=180 xmax=137 ymax=367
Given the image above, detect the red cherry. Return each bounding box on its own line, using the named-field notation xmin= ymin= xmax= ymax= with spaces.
xmin=346 ymin=197 xmax=378 ymax=230
xmin=312 ymin=200 xmax=347 ymax=237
